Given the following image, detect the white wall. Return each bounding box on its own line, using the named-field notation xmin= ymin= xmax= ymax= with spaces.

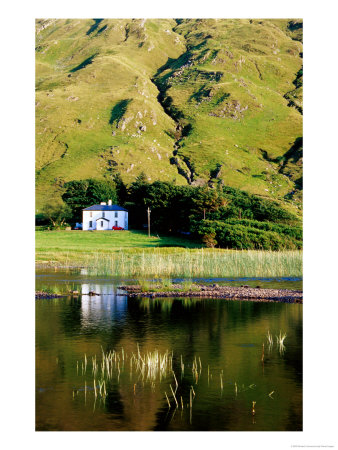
xmin=83 ymin=210 xmax=128 ymax=231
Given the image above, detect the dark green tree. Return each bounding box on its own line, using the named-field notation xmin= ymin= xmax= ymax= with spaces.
xmin=113 ymin=173 xmax=128 ymax=205
xmin=62 ymin=178 xmax=117 ymax=222
xmin=42 ymin=200 xmax=72 ymax=228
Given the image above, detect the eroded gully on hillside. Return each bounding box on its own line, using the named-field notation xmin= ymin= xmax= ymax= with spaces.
xmin=150 ymin=21 xmax=196 ymax=185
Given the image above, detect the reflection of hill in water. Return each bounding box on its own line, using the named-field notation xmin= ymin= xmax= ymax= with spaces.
xmin=36 ymin=275 xmax=302 ymax=431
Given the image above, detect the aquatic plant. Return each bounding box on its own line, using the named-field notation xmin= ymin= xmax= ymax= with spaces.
xmin=73 ymin=345 xmax=278 ymax=421
xmin=170 ymin=384 xmax=179 ymax=408
xmin=266 ymin=330 xmax=273 ymax=348
xmin=38 ymin=285 xmax=62 ymax=295
xmin=36 ymin=232 xmax=303 ymax=278
xmin=165 ymin=391 xmax=171 ymax=408
xmin=252 ymin=401 xmax=256 ymax=415
xmin=276 ymin=331 xmax=287 ymax=354
xmin=84 ymin=248 xmax=302 ymax=278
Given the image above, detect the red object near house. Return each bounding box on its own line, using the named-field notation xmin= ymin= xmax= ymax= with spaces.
xmin=112 ymin=226 xmax=124 ymax=230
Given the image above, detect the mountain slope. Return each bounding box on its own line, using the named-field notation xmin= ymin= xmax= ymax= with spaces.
xmin=35 ymin=18 xmax=303 ymax=214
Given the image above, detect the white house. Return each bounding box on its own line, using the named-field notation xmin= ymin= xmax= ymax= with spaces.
xmin=82 ymin=200 xmax=128 ymax=231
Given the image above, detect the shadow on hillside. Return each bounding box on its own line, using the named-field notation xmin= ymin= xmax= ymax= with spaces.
xmin=70 ymin=53 xmax=98 ymax=73
xmin=109 ymin=99 xmax=132 ymax=125
xmin=86 ymin=19 xmax=103 ymax=35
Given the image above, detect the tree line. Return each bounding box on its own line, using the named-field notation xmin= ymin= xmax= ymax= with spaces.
xmin=37 ymin=173 xmax=302 ymax=249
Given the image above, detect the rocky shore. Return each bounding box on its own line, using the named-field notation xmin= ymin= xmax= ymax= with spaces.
xmin=119 ymin=284 xmax=303 ymax=303
xmin=35 ymin=291 xmax=66 ymax=299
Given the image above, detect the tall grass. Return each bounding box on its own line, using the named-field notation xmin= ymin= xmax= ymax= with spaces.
xmin=82 ymin=248 xmax=302 ymax=278
xmin=36 ymin=231 xmax=302 ymax=278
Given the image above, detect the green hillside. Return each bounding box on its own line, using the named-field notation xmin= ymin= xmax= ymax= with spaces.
xmin=35 ymin=18 xmax=302 ymax=215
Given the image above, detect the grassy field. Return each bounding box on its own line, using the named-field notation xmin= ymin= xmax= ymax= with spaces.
xmin=36 ymin=229 xmax=302 ymax=278
xmin=36 ymin=229 xmax=199 ymax=255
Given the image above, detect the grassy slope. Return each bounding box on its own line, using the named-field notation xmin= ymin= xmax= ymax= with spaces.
xmin=35 ymin=19 xmax=302 ymax=215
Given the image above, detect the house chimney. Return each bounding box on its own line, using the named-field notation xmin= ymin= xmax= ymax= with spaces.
xmin=100 ymin=202 xmax=106 ymax=205
xmin=108 ymin=199 xmax=112 ymax=205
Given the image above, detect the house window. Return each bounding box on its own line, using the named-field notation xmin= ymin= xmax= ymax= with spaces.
xmin=103 ymin=212 xmax=105 ymax=218
xmin=115 ymin=221 xmax=118 ymax=227
xmin=115 ymin=212 xmax=118 ymax=218
xmin=101 ymin=221 xmax=103 ymax=228
xmin=89 ymin=221 xmax=92 ymax=228
xmin=90 ymin=211 xmax=92 ymax=217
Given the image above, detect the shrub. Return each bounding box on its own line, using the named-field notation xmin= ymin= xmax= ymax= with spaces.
xmin=202 ymin=232 xmax=218 ymax=248
xmin=192 ymin=219 xmax=302 ymax=250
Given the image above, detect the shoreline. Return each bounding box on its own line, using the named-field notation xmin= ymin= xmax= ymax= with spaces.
xmin=35 ymin=291 xmax=67 ymax=299
xmin=119 ymin=284 xmax=303 ymax=303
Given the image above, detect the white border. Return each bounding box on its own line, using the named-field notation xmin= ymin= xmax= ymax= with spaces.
xmin=2 ymin=1 xmax=337 ymax=449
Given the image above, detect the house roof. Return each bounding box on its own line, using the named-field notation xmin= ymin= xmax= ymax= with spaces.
xmin=83 ymin=205 xmax=128 ymax=211
xmin=95 ymin=217 xmax=109 ymax=221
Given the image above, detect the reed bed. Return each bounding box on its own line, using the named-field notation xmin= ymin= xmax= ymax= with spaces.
xmin=75 ymin=346 xmax=211 ymax=409
xmin=79 ymin=346 xmax=175 ymax=387
xmin=80 ymin=249 xmax=302 ymax=278
xmin=74 ymin=344 xmax=281 ymax=413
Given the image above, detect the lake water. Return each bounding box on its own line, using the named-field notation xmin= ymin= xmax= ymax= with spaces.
xmin=36 ymin=270 xmax=302 ymax=431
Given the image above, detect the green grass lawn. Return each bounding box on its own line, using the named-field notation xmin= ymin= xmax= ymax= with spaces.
xmin=36 ymin=229 xmax=200 ymax=260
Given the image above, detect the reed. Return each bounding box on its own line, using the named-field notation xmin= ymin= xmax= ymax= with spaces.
xmin=43 ymin=247 xmax=302 ymax=278
xmin=266 ymin=330 xmax=273 ymax=348
xmin=180 ymin=355 xmax=184 ymax=377
xmin=276 ymin=331 xmax=287 ymax=345
xmin=38 ymin=285 xmax=63 ymax=295
xmin=165 ymin=391 xmax=171 ymax=408
xmin=192 ymin=357 xmax=199 ymax=384
xmin=172 ymin=371 xmax=178 ymax=394
xmin=74 ymin=347 xmax=266 ymax=416
xmin=170 ymin=384 xmax=179 ymax=408
xmin=276 ymin=331 xmax=287 ymax=354
xmin=89 ymin=249 xmax=302 ymax=278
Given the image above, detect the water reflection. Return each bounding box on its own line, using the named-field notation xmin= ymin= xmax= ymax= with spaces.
xmin=36 ymin=274 xmax=302 ymax=431
xmin=80 ymin=283 xmax=128 ymax=330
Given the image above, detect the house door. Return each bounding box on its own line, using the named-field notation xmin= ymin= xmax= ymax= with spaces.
xmin=114 ymin=221 xmax=118 ymax=227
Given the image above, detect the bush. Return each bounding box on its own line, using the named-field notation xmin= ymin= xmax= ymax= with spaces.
xmin=202 ymin=232 xmax=217 ymax=248
xmin=219 ymin=186 xmax=299 ymax=224
xmin=191 ymin=219 xmax=302 ymax=250
xmin=224 ymin=218 xmax=302 ymax=240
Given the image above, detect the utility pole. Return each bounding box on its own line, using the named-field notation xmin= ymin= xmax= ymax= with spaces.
xmin=203 ymin=208 xmax=206 ymax=220
xmin=147 ymin=207 xmax=151 ymax=237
